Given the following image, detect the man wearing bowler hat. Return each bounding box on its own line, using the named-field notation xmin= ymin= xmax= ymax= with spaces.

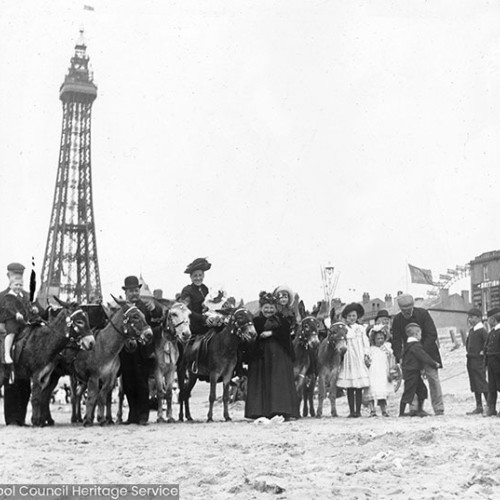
xmin=0 ymin=263 xmax=32 ymax=425
xmin=465 ymin=308 xmax=488 ymax=414
xmin=119 ymin=275 xmax=162 ymax=425
xmin=484 ymin=307 xmax=500 ymax=416
xmin=391 ymin=293 xmax=444 ymax=416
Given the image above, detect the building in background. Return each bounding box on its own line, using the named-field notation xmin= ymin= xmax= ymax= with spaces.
xmin=470 ymin=250 xmax=500 ymax=315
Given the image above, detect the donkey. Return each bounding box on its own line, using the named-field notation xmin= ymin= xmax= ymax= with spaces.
xmin=153 ymin=301 xmax=191 ymax=423
xmin=70 ymin=298 xmax=153 ymax=426
xmin=0 ymin=301 xmax=94 ymax=427
xmin=316 ymin=321 xmax=348 ymax=418
xmin=178 ymin=307 xmax=257 ymax=422
xmin=293 ymin=316 xmax=320 ymax=416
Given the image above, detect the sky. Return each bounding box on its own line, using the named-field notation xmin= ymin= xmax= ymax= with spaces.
xmin=0 ymin=0 xmax=499 ymax=308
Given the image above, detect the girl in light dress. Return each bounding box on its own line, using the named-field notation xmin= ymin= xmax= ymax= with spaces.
xmin=366 ymin=324 xmax=396 ymax=417
xmin=337 ymin=303 xmax=371 ymax=418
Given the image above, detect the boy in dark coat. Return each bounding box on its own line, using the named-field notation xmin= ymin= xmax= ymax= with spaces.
xmin=399 ymin=323 xmax=441 ymax=417
xmin=465 ymin=308 xmax=488 ymax=414
xmin=484 ymin=307 xmax=500 ymax=417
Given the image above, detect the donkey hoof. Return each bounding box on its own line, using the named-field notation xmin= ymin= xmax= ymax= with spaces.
xmin=157 ymin=417 xmax=166 ymax=423
xmin=224 ymin=416 xmax=232 ymax=422
xmin=83 ymin=420 xmax=93 ymax=427
xmin=46 ymin=419 xmax=55 ymax=426
xmin=167 ymin=418 xmax=175 ymax=424
xmin=206 ymin=417 xmax=213 ymax=423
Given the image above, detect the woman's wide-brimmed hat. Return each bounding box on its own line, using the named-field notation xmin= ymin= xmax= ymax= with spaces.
xmin=273 ymin=285 xmax=295 ymax=306
xmin=184 ymin=257 xmax=211 ymax=274
xmin=122 ymin=275 xmax=142 ymax=290
xmin=341 ymin=302 xmax=365 ymax=319
xmin=259 ymin=291 xmax=277 ymax=307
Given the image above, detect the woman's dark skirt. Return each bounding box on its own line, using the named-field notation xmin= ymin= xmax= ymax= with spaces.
xmin=245 ymin=339 xmax=299 ymax=419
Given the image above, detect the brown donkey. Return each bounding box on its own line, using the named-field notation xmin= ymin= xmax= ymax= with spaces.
xmin=316 ymin=321 xmax=348 ymax=418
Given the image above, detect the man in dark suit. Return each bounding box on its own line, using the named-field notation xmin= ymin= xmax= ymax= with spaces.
xmin=119 ymin=275 xmax=162 ymax=425
xmin=391 ymin=294 xmax=444 ymax=416
xmin=0 ymin=263 xmax=32 ymax=425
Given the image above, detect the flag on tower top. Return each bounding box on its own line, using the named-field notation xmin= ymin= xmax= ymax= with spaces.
xmin=408 ymin=264 xmax=435 ymax=285
xmin=83 ymin=5 xmax=95 ymax=11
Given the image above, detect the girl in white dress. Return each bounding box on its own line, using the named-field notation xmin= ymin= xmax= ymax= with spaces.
xmin=366 ymin=325 xmax=395 ymax=417
xmin=337 ymin=303 xmax=371 ymax=418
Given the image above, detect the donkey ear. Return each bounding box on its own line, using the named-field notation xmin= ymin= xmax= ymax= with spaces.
xmin=111 ymin=294 xmax=127 ymax=307
xmin=53 ymin=296 xmax=72 ymax=309
xmin=216 ymin=307 xmax=235 ymax=316
xmin=298 ymin=300 xmax=307 ymax=320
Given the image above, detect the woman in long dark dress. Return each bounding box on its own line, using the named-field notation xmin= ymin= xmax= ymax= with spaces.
xmin=245 ymin=291 xmax=299 ymax=421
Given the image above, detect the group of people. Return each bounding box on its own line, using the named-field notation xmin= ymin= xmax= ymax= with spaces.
xmin=1 ymin=255 xmax=499 ymax=425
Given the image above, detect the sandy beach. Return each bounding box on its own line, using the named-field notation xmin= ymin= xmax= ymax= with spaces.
xmin=0 ymin=345 xmax=498 ymax=500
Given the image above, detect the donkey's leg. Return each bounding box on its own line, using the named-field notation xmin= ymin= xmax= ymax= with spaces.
xmin=184 ymin=374 xmax=197 ymax=422
xmin=155 ymin=369 xmax=165 ymax=423
xmin=329 ymin=368 xmax=339 ymax=418
xmin=70 ymin=374 xmax=83 ymax=423
xmin=31 ymin=379 xmax=43 ymax=427
xmin=316 ymin=373 xmax=325 ymax=418
xmin=83 ymin=378 xmax=99 ymax=427
xmin=207 ymin=372 xmax=219 ymax=422
xmin=41 ymin=371 xmax=59 ymax=426
xmin=105 ymin=386 xmax=114 ymax=424
xmin=116 ymin=376 xmax=124 ymax=424
xmin=165 ymin=367 xmax=175 ymax=423
xmin=222 ymin=377 xmax=233 ymax=422
xmin=308 ymin=375 xmax=317 ymax=417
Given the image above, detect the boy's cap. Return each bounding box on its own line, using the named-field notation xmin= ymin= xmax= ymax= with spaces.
xmin=467 ymin=308 xmax=482 ymax=317
xmin=405 ymin=322 xmax=421 ymax=333
xmin=7 ymin=262 xmax=25 ymax=273
xmin=487 ymin=307 xmax=500 ymax=318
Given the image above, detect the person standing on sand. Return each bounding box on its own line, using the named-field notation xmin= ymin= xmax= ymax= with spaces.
xmin=245 ymin=292 xmax=299 ymax=421
xmin=399 ymin=323 xmax=440 ymax=418
xmin=465 ymin=308 xmax=488 ymax=415
xmin=484 ymin=308 xmax=500 ymax=417
xmin=391 ymin=294 xmax=444 ymax=416
xmin=337 ymin=303 xmax=371 ymax=418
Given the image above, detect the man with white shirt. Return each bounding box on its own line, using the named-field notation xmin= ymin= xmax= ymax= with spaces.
xmin=465 ymin=308 xmax=488 ymax=415
xmin=485 ymin=307 xmax=500 ymax=417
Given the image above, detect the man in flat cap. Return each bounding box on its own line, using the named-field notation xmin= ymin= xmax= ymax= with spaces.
xmin=0 ymin=263 xmax=31 ymax=425
xmin=484 ymin=307 xmax=500 ymax=416
xmin=391 ymin=293 xmax=444 ymax=416
xmin=465 ymin=308 xmax=488 ymax=414
xmin=119 ymin=275 xmax=162 ymax=425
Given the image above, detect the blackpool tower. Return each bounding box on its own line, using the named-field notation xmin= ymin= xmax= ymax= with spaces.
xmin=39 ymin=31 xmax=102 ymax=304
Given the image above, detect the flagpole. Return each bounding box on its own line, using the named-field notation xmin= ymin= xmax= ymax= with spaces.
xmin=405 ymin=260 xmax=409 ymax=293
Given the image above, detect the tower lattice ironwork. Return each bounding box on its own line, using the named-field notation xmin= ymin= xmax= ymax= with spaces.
xmin=39 ymin=31 xmax=102 ymax=304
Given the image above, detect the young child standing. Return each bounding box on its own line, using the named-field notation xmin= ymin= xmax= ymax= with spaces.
xmin=337 ymin=303 xmax=371 ymax=418
xmin=367 ymin=325 xmax=395 ymax=417
xmin=399 ymin=323 xmax=440 ymax=417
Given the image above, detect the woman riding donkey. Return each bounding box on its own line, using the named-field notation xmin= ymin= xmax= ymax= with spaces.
xmin=180 ymin=258 xmax=221 ymax=373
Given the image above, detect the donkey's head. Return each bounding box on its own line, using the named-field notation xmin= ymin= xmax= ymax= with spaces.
xmin=296 ymin=316 xmax=320 ymax=349
xmin=227 ymin=307 xmax=257 ymax=343
xmin=328 ymin=321 xmax=348 ymax=355
xmin=111 ymin=295 xmax=153 ymax=345
xmin=52 ymin=297 xmax=95 ymax=350
xmin=165 ymin=302 xmax=191 ymax=343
